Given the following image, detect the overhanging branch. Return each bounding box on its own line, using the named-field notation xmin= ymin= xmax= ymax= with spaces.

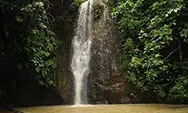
xmin=164 ymin=46 xmax=180 ymax=60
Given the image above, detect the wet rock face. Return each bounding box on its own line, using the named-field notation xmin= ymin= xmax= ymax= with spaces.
xmin=88 ymin=0 xmax=125 ymax=104
xmin=49 ymin=0 xmax=77 ymax=105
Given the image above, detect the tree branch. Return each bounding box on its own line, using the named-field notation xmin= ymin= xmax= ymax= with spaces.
xmin=178 ymin=40 xmax=183 ymax=60
xmin=164 ymin=46 xmax=180 ymax=60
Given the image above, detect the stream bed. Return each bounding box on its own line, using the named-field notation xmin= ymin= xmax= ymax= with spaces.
xmin=16 ymin=104 xmax=188 ymax=113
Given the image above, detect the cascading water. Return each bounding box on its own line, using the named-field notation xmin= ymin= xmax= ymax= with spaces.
xmin=71 ymin=0 xmax=93 ymax=105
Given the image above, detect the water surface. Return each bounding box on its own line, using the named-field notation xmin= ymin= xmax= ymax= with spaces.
xmin=17 ymin=104 xmax=188 ymax=113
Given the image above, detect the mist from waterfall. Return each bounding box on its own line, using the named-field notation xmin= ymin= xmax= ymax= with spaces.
xmin=71 ymin=0 xmax=93 ymax=105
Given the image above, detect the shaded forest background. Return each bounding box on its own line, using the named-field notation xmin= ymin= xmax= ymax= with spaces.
xmin=113 ymin=0 xmax=188 ymax=103
xmin=0 ymin=0 xmax=77 ymax=106
xmin=0 ymin=0 xmax=188 ymax=107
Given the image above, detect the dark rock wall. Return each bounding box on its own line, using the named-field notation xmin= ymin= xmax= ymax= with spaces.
xmin=0 ymin=59 xmax=63 ymax=106
xmin=88 ymin=0 xmax=126 ymax=104
xmin=49 ymin=0 xmax=78 ymax=105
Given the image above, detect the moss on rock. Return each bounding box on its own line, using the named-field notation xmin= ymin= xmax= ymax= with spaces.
xmin=73 ymin=0 xmax=86 ymax=6
xmin=93 ymin=4 xmax=104 ymax=21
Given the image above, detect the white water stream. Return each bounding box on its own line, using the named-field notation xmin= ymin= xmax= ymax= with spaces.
xmin=71 ymin=0 xmax=93 ymax=105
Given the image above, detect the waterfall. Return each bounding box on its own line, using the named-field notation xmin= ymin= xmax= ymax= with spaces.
xmin=71 ymin=0 xmax=93 ymax=105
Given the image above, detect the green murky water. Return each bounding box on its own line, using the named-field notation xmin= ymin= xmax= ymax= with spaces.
xmin=17 ymin=104 xmax=188 ymax=113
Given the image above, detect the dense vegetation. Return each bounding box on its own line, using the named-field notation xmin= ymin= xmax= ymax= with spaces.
xmin=0 ymin=0 xmax=63 ymax=106
xmin=0 ymin=0 xmax=79 ymax=106
xmin=113 ymin=0 xmax=188 ymax=103
xmin=0 ymin=0 xmax=58 ymax=87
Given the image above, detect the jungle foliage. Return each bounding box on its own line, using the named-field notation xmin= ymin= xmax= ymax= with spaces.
xmin=0 ymin=0 xmax=78 ymax=106
xmin=0 ymin=0 xmax=58 ymax=87
xmin=113 ymin=0 xmax=188 ymax=103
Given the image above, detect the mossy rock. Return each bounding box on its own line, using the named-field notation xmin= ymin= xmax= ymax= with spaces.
xmin=93 ymin=4 xmax=104 ymax=21
xmin=73 ymin=0 xmax=86 ymax=6
xmin=102 ymin=0 xmax=114 ymax=6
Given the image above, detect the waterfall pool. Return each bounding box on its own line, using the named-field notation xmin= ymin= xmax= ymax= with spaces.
xmin=16 ymin=104 xmax=188 ymax=113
